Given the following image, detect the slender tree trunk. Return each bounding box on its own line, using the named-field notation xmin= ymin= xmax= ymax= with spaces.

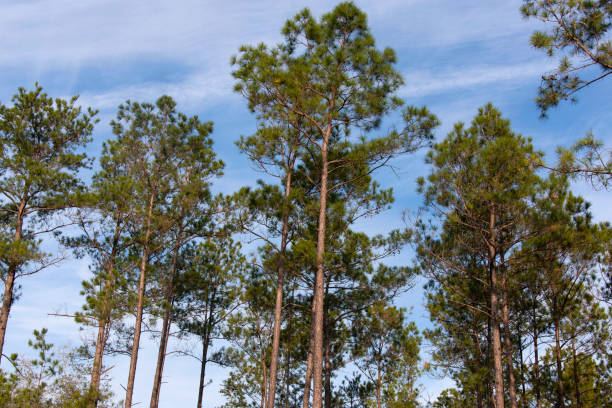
xmin=125 ymin=192 xmax=155 ymax=408
xmin=553 ymin=315 xmax=565 ymax=408
xmin=283 ymin=352 xmax=291 ymax=408
xmin=501 ymin=272 xmax=518 ymax=408
xmin=488 ymin=208 xmax=505 ymax=408
xmin=149 ymin=306 xmax=173 ymax=408
xmin=310 ymin=124 xmax=331 ymax=408
xmin=282 ymin=291 xmax=294 ymax=408
xmin=0 ymin=201 xmax=25 ymax=364
xmin=323 ymin=303 xmax=331 ymax=408
xmin=488 ymin=310 xmax=494 ymax=408
xmin=90 ymin=214 xmax=123 ymax=406
xmin=490 ymin=274 xmax=505 ymax=408
xmin=376 ymin=361 xmax=382 ymax=408
xmin=0 ymin=266 xmax=16 ymax=365
xmin=476 ymin=385 xmax=484 ymax=408
xmin=518 ymin=333 xmax=526 ymax=408
xmin=571 ymin=337 xmax=581 ymax=408
xmin=150 ymin=232 xmax=183 ymax=408
xmin=196 ymin=333 xmax=210 ymax=408
xmin=266 ymin=170 xmax=293 ymax=408
xmin=260 ymin=355 xmax=268 ymax=408
xmin=533 ymin=306 xmax=541 ymax=408
xmin=302 ymin=296 xmax=317 ymax=408
xmin=90 ymin=318 xmax=109 ymax=406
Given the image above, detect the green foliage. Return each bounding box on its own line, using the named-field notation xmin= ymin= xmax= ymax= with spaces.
xmin=352 ymin=303 xmax=421 ymax=408
xmin=0 ymin=83 xmax=96 ymax=298
xmin=0 ymin=329 xmax=118 ymax=407
xmin=521 ymin=0 xmax=612 ymax=112
xmin=555 ymin=132 xmax=612 ymax=189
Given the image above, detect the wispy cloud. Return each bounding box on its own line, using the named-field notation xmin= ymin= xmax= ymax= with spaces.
xmin=401 ymin=60 xmax=555 ymax=98
xmin=75 ymin=69 xmax=235 ymax=112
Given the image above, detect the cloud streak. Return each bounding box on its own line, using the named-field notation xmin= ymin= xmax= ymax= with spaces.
xmin=401 ymin=60 xmax=555 ymax=98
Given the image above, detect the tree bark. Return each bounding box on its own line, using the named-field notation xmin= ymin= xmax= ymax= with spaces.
xmin=310 ymin=124 xmax=331 ymax=408
xmin=487 ymin=310 xmax=494 ymax=408
xmin=302 ymin=292 xmax=317 ymax=408
xmin=266 ymin=169 xmax=293 ymax=408
xmin=125 ymin=192 xmax=155 ymax=408
xmin=0 ymin=266 xmax=16 ymax=366
xmin=488 ymin=208 xmax=505 ymax=408
xmin=150 ymin=231 xmax=183 ymax=408
xmin=376 ymin=361 xmax=382 ymax=408
xmin=553 ymin=315 xmax=565 ymax=408
xmin=0 ymin=200 xmax=25 ymax=364
xmin=533 ymin=305 xmax=541 ymax=408
xmin=196 ymin=334 xmax=210 ymax=408
xmin=323 ymin=303 xmax=331 ymax=408
xmin=571 ymin=337 xmax=582 ymax=408
xmin=501 ymin=272 xmax=518 ymax=408
xmin=518 ymin=333 xmax=527 ymax=408
xmin=90 ymin=214 xmax=123 ymax=406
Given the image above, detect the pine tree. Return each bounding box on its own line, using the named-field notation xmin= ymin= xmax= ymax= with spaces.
xmin=416 ymin=104 xmax=544 ymax=408
xmin=174 ymin=237 xmax=244 ymax=408
xmin=232 ymin=5 xmax=438 ymax=406
xmin=0 ymin=85 xmax=97 ymax=364
xmin=351 ymin=303 xmax=421 ymax=408
xmin=521 ymin=0 xmax=612 ymax=112
xmin=521 ymin=0 xmax=612 ymax=186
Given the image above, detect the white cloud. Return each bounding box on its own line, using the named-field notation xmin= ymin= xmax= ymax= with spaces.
xmin=75 ymin=69 xmax=236 ymax=112
xmin=401 ymin=60 xmax=555 ymax=98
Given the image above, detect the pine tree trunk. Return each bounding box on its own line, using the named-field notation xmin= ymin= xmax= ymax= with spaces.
xmin=260 ymin=356 xmax=268 ymax=408
xmin=533 ymin=307 xmax=541 ymax=408
xmin=323 ymin=303 xmax=331 ymax=408
xmin=90 ymin=318 xmax=108 ymax=406
xmin=302 ymin=298 xmax=316 ymax=408
xmin=476 ymin=385 xmax=484 ymax=408
xmin=150 ymin=233 xmax=182 ymax=408
xmin=487 ymin=311 xmax=494 ymax=408
xmin=90 ymin=214 xmax=123 ymax=406
xmin=0 ymin=266 xmax=16 ymax=366
xmin=196 ymin=335 xmax=210 ymax=408
xmin=501 ymin=273 xmax=518 ymax=408
xmin=0 ymin=201 xmax=25 ymax=364
xmin=490 ymin=275 xmax=505 ymax=408
xmin=518 ymin=333 xmax=526 ymax=408
xmin=553 ymin=316 xmax=565 ymax=408
xmin=488 ymin=208 xmax=505 ymax=408
xmin=125 ymin=192 xmax=155 ymax=408
xmin=376 ymin=361 xmax=382 ymax=408
xmin=266 ymin=170 xmax=292 ymax=408
xmin=571 ymin=337 xmax=581 ymax=408
xmin=310 ymin=124 xmax=331 ymax=408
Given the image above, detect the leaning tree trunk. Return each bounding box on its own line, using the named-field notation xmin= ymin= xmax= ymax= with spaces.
xmin=125 ymin=192 xmax=155 ymax=408
xmin=0 ymin=201 xmax=25 ymax=365
xmin=266 ymin=169 xmax=293 ymax=408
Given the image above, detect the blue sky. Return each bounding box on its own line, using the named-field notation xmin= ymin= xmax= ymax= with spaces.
xmin=1 ymin=0 xmax=611 ymax=406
